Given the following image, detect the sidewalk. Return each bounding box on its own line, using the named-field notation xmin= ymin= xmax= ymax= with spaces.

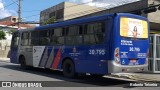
xmin=0 ymin=57 xmax=10 ymax=63
xmin=135 ymin=72 xmax=160 ymax=80
xmin=110 ymin=72 xmax=160 ymax=82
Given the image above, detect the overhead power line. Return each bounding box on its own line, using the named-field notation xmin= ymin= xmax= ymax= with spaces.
xmin=0 ymin=0 xmax=18 ymax=10
xmin=24 ymin=14 xmax=40 ymax=18
xmin=23 ymin=1 xmax=94 ymax=19
xmin=23 ymin=0 xmax=137 ymax=19
xmin=10 ymin=0 xmax=19 ymax=6
xmin=22 ymin=0 xmax=156 ymax=24
xmin=22 ymin=10 xmax=41 ymax=12
xmin=22 ymin=1 xmax=93 ymax=13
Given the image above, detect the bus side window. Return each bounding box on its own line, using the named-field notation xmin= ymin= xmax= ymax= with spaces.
xmin=21 ymin=32 xmax=29 ymax=46
xmin=77 ymin=25 xmax=83 ymax=44
xmin=84 ymin=23 xmax=96 ymax=44
xmin=84 ymin=22 xmax=105 ymax=44
xmin=50 ymin=28 xmax=64 ymax=45
xmin=94 ymin=22 xmax=105 ymax=43
xmin=31 ymin=31 xmax=39 ymax=46
xmin=65 ymin=25 xmax=82 ymax=45
xmin=50 ymin=29 xmax=56 ymax=45
xmin=11 ymin=32 xmax=20 ymax=47
xmin=39 ymin=30 xmax=50 ymax=46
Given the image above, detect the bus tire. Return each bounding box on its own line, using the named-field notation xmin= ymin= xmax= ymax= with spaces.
xmin=19 ymin=56 xmax=27 ymax=69
xmin=62 ymin=59 xmax=76 ymax=78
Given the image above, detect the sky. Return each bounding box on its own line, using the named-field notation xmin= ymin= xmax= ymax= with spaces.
xmin=0 ymin=0 xmax=139 ymax=22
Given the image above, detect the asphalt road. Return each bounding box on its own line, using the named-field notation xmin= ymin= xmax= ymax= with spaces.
xmin=0 ymin=60 xmax=159 ymax=90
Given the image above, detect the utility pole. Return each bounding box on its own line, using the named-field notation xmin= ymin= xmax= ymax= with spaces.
xmin=18 ymin=0 xmax=22 ymax=29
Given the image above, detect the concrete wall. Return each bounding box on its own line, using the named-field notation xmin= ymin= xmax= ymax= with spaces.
xmin=40 ymin=2 xmax=104 ymax=23
xmin=40 ymin=1 xmax=150 ymax=24
xmin=0 ymin=16 xmax=18 ymax=22
xmin=148 ymin=0 xmax=160 ymax=23
xmin=0 ymin=39 xmax=11 ymax=58
xmin=63 ymin=2 xmax=104 ymax=20
xmin=0 ymin=46 xmax=10 ymax=58
xmin=0 ymin=31 xmax=12 ymax=58
xmin=74 ymin=0 xmax=148 ymax=19
xmin=40 ymin=0 xmax=160 ymax=30
xmin=40 ymin=2 xmax=65 ymax=23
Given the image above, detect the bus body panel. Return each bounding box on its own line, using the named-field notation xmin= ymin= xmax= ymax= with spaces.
xmin=31 ymin=45 xmax=108 ymax=74
xmin=71 ymin=45 xmax=108 ymax=74
xmin=10 ymin=13 xmax=149 ymax=75
xmin=108 ymin=13 xmax=149 ymax=73
xmin=117 ymin=14 xmax=149 ymax=65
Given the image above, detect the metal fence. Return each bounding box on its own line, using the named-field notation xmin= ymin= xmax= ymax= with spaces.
xmin=148 ymin=34 xmax=160 ymax=73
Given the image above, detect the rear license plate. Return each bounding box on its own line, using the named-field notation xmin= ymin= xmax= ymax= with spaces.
xmin=130 ymin=60 xmax=137 ymax=63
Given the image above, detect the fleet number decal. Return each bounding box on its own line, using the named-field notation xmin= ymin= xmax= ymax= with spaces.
xmin=89 ymin=49 xmax=105 ymax=55
xmin=129 ymin=47 xmax=140 ymax=52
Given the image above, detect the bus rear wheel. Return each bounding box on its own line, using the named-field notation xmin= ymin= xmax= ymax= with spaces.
xmin=62 ymin=59 xmax=76 ymax=78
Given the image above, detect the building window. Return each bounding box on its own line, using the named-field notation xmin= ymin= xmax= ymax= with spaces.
xmin=12 ymin=18 xmax=17 ymax=22
xmin=56 ymin=9 xmax=64 ymax=19
xmin=49 ymin=12 xmax=56 ymax=18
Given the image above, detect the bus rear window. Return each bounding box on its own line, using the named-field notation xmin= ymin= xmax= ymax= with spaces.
xmin=120 ymin=17 xmax=148 ymax=38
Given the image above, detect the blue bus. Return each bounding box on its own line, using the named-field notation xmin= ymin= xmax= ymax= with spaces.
xmin=10 ymin=13 xmax=149 ymax=78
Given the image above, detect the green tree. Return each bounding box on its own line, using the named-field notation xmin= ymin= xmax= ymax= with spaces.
xmin=0 ymin=31 xmax=6 ymax=40
xmin=42 ymin=16 xmax=56 ymax=25
xmin=7 ymin=29 xmax=17 ymax=35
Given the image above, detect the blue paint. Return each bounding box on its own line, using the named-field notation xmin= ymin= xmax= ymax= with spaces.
xmin=10 ymin=13 xmax=150 ymax=74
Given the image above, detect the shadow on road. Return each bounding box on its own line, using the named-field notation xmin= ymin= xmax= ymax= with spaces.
xmin=0 ymin=62 xmax=133 ymax=87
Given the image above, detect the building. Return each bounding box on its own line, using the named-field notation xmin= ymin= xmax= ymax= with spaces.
xmin=76 ymin=0 xmax=148 ymax=18
xmin=0 ymin=16 xmax=35 ymax=56
xmin=78 ymin=0 xmax=160 ymax=33
xmin=0 ymin=15 xmax=37 ymax=58
xmin=40 ymin=1 xmax=147 ymax=23
xmin=40 ymin=2 xmax=105 ymax=24
xmin=0 ymin=21 xmax=34 ymax=29
xmin=40 ymin=0 xmax=160 ymax=33
xmin=148 ymin=0 xmax=160 ymax=33
xmin=0 ymin=16 xmax=18 ymax=23
xmin=0 ymin=16 xmax=36 ymax=29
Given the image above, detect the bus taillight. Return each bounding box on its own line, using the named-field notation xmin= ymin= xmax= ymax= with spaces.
xmin=147 ymin=49 xmax=149 ymax=58
xmin=146 ymin=49 xmax=149 ymax=65
xmin=114 ymin=48 xmax=120 ymax=64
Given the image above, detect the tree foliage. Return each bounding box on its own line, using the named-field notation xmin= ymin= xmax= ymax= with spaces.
xmin=42 ymin=16 xmax=56 ymax=25
xmin=0 ymin=31 xmax=6 ymax=40
xmin=7 ymin=29 xmax=17 ymax=35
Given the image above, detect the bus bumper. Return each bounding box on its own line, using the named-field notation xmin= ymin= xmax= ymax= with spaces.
xmin=108 ymin=60 xmax=148 ymax=73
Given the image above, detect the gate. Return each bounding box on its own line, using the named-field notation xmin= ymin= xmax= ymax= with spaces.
xmin=148 ymin=34 xmax=160 ymax=73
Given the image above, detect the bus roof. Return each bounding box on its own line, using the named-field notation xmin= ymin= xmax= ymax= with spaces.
xmin=35 ymin=13 xmax=148 ymax=30
xmin=35 ymin=13 xmax=115 ymax=30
